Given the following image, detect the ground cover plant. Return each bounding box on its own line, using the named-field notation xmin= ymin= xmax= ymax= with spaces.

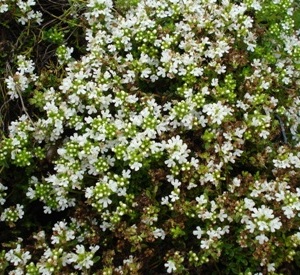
xmin=0 ymin=0 xmax=300 ymax=274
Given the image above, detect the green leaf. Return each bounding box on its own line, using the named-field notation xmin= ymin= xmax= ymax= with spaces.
xmin=293 ymin=9 xmax=300 ymax=29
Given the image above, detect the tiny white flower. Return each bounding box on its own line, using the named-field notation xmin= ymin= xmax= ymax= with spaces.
xmin=255 ymin=234 xmax=269 ymax=244
xmin=130 ymin=162 xmax=142 ymax=171
xmin=161 ymin=196 xmax=169 ymax=205
xmin=165 ymin=260 xmax=176 ymax=273
xmin=267 ymin=263 xmax=276 ymax=272
xmin=153 ymin=228 xmax=166 ymax=240
xmin=193 ymin=226 xmax=203 ymax=239
xmin=269 ymin=217 xmax=282 ymax=232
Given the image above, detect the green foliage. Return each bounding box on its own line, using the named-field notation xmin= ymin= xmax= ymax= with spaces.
xmin=294 ymin=9 xmax=300 ymax=29
xmin=114 ymin=0 xmax=140 ymax=13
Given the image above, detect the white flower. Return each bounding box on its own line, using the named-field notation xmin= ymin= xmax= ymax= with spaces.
xmin=200 ymin=239 xmax=212 ymax=249
xmin=153 ymin=228 xmax=166 ymax=239
xmin=196 ymin=195 xmax=207 ymax=205
xmin=169 ymin=191 xmax=179 ymax=202
xmin=123 ymin=255 xmax=134 ymax=265
xmin=99 ymin=197 xmax=112 ymax=208
xmin=0 ymin=204 xmax=24 ymax=222
xmin=267 ymin=263 xmax=276 ymax=272
xmin=100 ymin=221 xmax=112 ymax=231
xmin=252 ymin=205 xmax=274 ymax=219
xmin=43 ymin=206 xmax=52 ymax=214
xmin=232 ymin=177 xmax=241 ymax=187
xmin=282 ymin=205 xmax=295 ymax=219
xmin=171 ymin=179 xmax=181 ymax=188
xmin=193 ymin=226 xmax=203 ymax=239
xmin=260 ymin=80 xmax=270 ymax=90
xmin=165 ymin=260 xmax=176 ymax=273
xmin=245 ymin=220 xmax=256 ymax=233
xmin=218 ymin=209 xmax=228 ymax=222
xmin=191 ymin=67 xmax=204 ymax=76
xmin=203 ymin=102 xmax=233 ymax=125
xmin=269 ymin=217 xmax=282 ymax=232
xmin=259 ymin=130 xmax=269 ymax=139
xmin=255 ymin=234 xmax=269 ymax=244
xmin=251 ymin=0 xmax=262 ymax=10
xmin=161 ymin=196 xmax=169 ymax=205
xmin=211 ymin=78 xmax=218 ymax=86
xmin=117 ymin=187 xmax=127 ymax=196
xmin=141 ymin=68 xmax=152 ymax=78
xmin=0 ymin=4 xmax=9 ymax=13
xmin=5 ymin=244 xmax=31 ymax=266
xmin=130 ymin=162 xmax=142 ymax=171
xmin=67 ymin=245 xmax=99 ymax=270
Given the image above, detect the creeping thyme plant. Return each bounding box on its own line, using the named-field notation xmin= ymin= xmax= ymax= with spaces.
xmin=1 ymin=0 xmax=300 ymax=273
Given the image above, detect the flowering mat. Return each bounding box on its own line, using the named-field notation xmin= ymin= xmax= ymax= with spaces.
xmin=0 ymin=0 xmax=300 ymax=274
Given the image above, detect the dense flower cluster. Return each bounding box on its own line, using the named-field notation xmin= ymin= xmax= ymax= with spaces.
xmin=0 ymin=0 xmax=42 ymax=25
xmin=5 ymin=56 xmax=38 ymax=100
xmin=1 ymin=0 xmax=300 ymax=273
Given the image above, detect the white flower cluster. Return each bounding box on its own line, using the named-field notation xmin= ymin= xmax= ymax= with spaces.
xmin=0 ymin=0 xmax=43 ymax=24
xmin=1 ymin=0 xmax=300 ymax=273
xmin=5 ymin=55 xmax=37 ymax=100
xmin=0 ymin=204 xmax=24 ymax=223
xmin=56 ymin=45 xmax=74 ymax=65
xmin=1 ymin=221 xmax=100 ymax=274
xmin=5 ymin=244 xmax=31 ymax=269
xmin=0 ymin=182 xmax=8 ymax=205
xmin=67 ymin=244 xmax=100 ymax=270
xmin=242 ymin=202 xmax=282 ymax=236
